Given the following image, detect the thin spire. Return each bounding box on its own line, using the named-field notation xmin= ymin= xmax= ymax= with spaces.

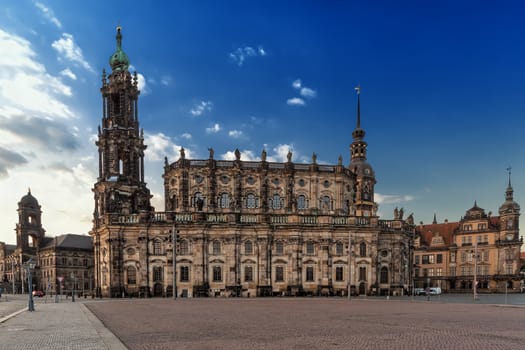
xmin=355 ymin=85 xmax=361 ymax=129
xmin=28 ymin=187 xmax=31 ymax=195
xmin=432 ymin=212 xmax=437 ymax=224
xmin=507 ymin=166 xmax=512 ymax=187
xmin=116 ymin=25 xmax=122 ymax=49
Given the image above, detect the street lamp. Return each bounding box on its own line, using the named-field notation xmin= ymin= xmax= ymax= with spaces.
xmin=472 ymin=242 xmax=479 ymax=301
xmin=71 ymin=272 xmax=76 ymax=302
xmin=23 ymin=258 xmax=35 ymax=312
xmin=347 ymin=234 xmax=353 ymax=300
xmin=172 ymin=223 xmax=178 ymax=300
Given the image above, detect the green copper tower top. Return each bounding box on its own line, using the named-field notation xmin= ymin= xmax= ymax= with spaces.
xmin=109 ymin=26 xmax=130 ymax=72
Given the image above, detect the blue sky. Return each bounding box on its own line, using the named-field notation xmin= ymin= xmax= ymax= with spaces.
xmin=0 ymin=0 xmax=524 ymax=244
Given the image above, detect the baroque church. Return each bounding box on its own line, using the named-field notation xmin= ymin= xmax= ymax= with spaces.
xmin=90 ymin=27 xmax=415 ymax=298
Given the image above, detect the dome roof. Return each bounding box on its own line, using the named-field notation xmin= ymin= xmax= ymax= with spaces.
xmin=350 ymin=159 xmax=375 ymax=178
xmin=20 ymin=189 xmax=39 ymax=208
xmin=109 ymin=26 xmax=129 ymax=72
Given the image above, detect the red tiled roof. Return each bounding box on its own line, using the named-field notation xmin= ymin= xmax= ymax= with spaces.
xmin=416 ymin=222 xmax=460 ymax=246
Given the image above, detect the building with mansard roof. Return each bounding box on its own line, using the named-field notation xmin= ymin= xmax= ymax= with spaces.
xmin=90 ymin=27 xmax=415 ymax=298
xmin=0 ymin=190 xmax=94 ymax=296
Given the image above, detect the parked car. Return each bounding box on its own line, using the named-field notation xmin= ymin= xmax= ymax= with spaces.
xmin=414 ymin=288 xmax=426 ymax=296
xmin=428 ymin=287 xmax=442 ymax=295
xmin=32 ymin=290 xmax=45 ymax=297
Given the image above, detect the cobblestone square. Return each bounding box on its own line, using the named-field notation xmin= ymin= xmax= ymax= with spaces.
xmin=87 ymin=298 xmax=525 ymax=350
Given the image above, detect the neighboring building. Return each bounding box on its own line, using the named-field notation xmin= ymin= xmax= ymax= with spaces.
xmin=90 ymin=28 xmax=415 ymax=298
xmin=0 ymin=190 xmax=94 ymax=295
xmin=414 ymin=181 xmax=523 ymax=293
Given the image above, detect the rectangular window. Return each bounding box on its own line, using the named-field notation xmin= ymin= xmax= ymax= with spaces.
xmin=505 ymin=264 xmax=513 ymax=275
xmin=180 ymin=266 xmax=189 ymax=282
xmin=422 ymin=255 xmax=429 ymax=264
xmin=153 ymin=267 xmax=163 ymax=282
xmin=436 ymin=254 xmax=443 ymax=264
xmin=275 ymin=266 xmax=284 ymax=282
xmin=415 ymin=255 xmax=420 ymax=265
xmin=415 ymin=268 xmax=420 ymax=277
xmin=428 ymin=255 xmax=435 ymax=264
xmin=436 ymin=268 xmax=442 ymax=276
xmin=428 ymin=268 xmax=434 ymax=277
xmin=449 ymin=267 xmax=456 ymax=276
xmin=244 ymin=266 xmax=253 ymax=282
xmin=306 ymin=242 xmax=314 ymax=255
xmin=306 ymin=266 xmax=314 ymax=282
xmin=359 ymin=266 xmax=367 ymax=281
xmin=335 ymin=266 xmax=344 ymax=282
xmin=461 ymin=252 xmax=467 ymax=263
xmin=482 ymin=250 xmax=489 ymax=262
xmin=450 ymin=252 xmax=456 ymax=263
xmin=212 ymin=266 xmax=222 ymax=282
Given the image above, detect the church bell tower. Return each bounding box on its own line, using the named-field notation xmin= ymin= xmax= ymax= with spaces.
xmin=93 ymin=26 xmax=151 ymax=224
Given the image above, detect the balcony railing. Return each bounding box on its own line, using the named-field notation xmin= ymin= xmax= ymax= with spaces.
xmin=101 ymin=211 xmax=411 ymax=232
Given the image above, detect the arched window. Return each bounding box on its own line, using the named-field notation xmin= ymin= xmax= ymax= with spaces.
xmin=219 ymin=193 xmax=230 ymax=208
xmin=180 ymin=239 xmax=189 ymax=255
xmin=245 ymin=240 xmax=253 ymax=255
xmin=193 ymin=192 xmax=204 ymax=208
xmin=246 ymin=193 xmax=257 ymax=209
xmin=306 ymin=241 xmax=315 ymax=255
xmin=275 ymin=241 xmax=284 ymax=255
xmin=335 ymin=242 xmax=344 ymax=256
xmin=271 ymin=194 xmax=282 ymax=210
xmin=212 ymin=240 xmax=221 ymax=255
xmin=153 ymin=240 xmax=162 ymax=255
xmin=297 ymin=195 xmax=307 ymax=210
xmin=321 ymin=195 xmax=331 ymax=210
xmin=127 ymin=266 xmax=136 ymax=285
xmin=380 ymin=267 xmax=389 ymax=284
xmin=360 ymin=242 xmax=367 ymax=257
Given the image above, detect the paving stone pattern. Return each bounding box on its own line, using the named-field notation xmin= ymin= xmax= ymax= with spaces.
xmin=0 ymin=298 xmax=126 ymax=350
xmin=87 ymin=298 xmax=525 ymax=350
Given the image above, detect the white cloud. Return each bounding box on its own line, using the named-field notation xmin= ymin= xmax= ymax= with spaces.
xmin=206 ymin=123 xmax=221 ymax=134
xmin=144 ymin=132 xmax=193 ymax=162
xmin=136 ymin=73 xmax=148 ymax=94
xmin=160 ymin=76 xmax=172 ymax=86
xmin=60 ymin=68 xmax=77 ymax=80
xmin=51 ymin=33 xmax=93 ymax=72
xmin=221 ymin=150 xmax=258 ymax=161
xmin=34 ymin=1 xmax=62 ymax=28
xmin=287 ymin=97 xmax=305 ymax=106
xmin=190 ymin=100 xmax=213 ymax=116
xmin=300 ymin=87 xmax=317 ymax=98
xmin=375 ymin=193 xmax=415 ymax=205
xmin=228 ymin=130 xmax=243 ymax=138
xmin=0 ymin=29 xmax=74 ymax=119
xmin=181 ymin=133 xmax=192 ymax=140
xmin=0 ymin=29 xmax=44 ymax=72
xmin=128 ymin=65 xmax=149 ymax=94
xmin=229 ymin=45 xmax=267 ymax=66
xmin=267 ymin=144 xmax=293 ymax=162
xmin=289 ymin=79 xmax=316 ymax=105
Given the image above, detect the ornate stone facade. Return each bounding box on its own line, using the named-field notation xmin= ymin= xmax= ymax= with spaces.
xmin=90 ymin=28 xmax=415 ymax=298
xmin=414 ymin=179 xmax=523 ymax=293
xmin=0 ymin=191 xmax=94 ymax=296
